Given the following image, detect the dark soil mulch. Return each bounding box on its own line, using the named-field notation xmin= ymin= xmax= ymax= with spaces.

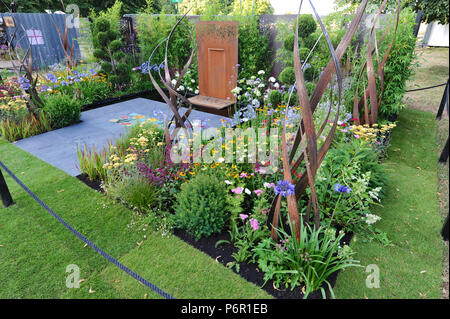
xmin=76 ymin=174 xmax=103 ymax=193
xmin=173 ymin=227 xmax=354 ymax=299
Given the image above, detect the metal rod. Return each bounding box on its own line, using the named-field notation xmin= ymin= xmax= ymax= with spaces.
xmin=436 ymin=78 xmax=449 ymax=120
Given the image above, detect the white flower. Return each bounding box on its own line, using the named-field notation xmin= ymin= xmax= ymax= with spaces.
xmin=195 ymin=89 xmax=199 ymax=94
xmin=218 ymin=157 xmax=225 ymax=163
xmin=231 ymin=87 xmax=242 ymax=95
xmin=258 ymin=83 xmax=265 ymax=88
xmin=258 ymin=70 xmax=265 ymax=75
xmin=263 ymin=182 xmax=273 ymax=188
xmin=171 ymin=79 xmax=177 ymax=86
xmin=274 ymin=82 xmax=280 ymax=89
xmin=191 ymin=79 xmax=195 ymax=83
xmin=364 ymin=214 xmax=381 ymax=225
xmin=177 ymin=85 xmax=185 ymax=92
xmin=245 ymin=188 xmax=251 ymax=195
xmin=269 ymin=76 xmax=276 ymax=83
xmin=224 ymin=180 xmax=233 ymax=185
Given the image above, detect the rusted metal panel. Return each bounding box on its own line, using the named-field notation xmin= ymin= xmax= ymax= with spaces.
xmin=196 ymin=21 xmax=238 ymax=102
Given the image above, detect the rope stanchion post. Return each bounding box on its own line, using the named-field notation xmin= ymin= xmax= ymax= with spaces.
xmin=439 ymin=137 xmax=449 ymax=163
xmin=436 ymin=78 xmax=449 ymax=120
xmin=0 ymin=168 xmax=14 ymax=208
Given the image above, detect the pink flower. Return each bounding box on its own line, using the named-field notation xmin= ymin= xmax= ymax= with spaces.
xmin=249 ymin=218 xmax=259 ymax=230
xmin=240 ymin=172 xmax=248 ymax=178
xmin=231 ymin=187 xmax=243 ymax=194
xmin=354 ymin=134 xmax=360 ymax=138
xmin=240 ymin=214 xmax=248 ymax=220
xmin=254 ymin=189 xmax=264 ymax=197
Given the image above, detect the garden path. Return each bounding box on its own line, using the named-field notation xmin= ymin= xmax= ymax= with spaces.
xmin=14 ymin=98 xmax=227 ymax=176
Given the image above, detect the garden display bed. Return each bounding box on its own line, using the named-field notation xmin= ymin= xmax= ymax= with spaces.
xmin=76 ymin=172 xmax=355 ymax=299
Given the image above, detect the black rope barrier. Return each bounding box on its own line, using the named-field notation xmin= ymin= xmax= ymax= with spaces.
xmin=0 ymin=160 xmax=175 ymax=299
xmin=405 ymin=82 xmax=447 ymax=92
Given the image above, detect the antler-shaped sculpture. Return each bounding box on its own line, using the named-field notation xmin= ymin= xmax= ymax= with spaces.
xmin=352 ymin=0 xmax=401 ymax=125
xmin=7 ymin=24 xmax=44 ymax=114
xmin=268 ymin=0 xmax=370 ymax=241
xmin=147 ymin=12 xmax=195 ymax=145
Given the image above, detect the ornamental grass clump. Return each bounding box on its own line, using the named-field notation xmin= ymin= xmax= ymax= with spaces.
xmin=253 ymin=217 xmax=360 ymax=299
xmin=174 ymin=172 xmax=229 ymax=241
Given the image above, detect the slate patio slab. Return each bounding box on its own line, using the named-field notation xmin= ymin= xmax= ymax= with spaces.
xmin=14 ymin=98 xmax=228 ymax=176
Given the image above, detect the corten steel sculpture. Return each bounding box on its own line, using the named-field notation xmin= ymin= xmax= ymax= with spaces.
xmin=147 ymin=12 xmax=196 ymax=145
xmin=188 ymin=21 xmax=238 ymax=111
xmin=352 ymin=0 xmax=401 ymax=126
xmin=268 ymin=0 xmax=370 ymax=241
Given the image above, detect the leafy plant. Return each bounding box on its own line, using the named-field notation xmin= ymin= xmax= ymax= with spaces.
xmin=42 ymin=93 xmax=82 ymax=129
xmin=92 ymin=17 xmax=131 ymax=89
xmin=174 ymin=172 xmax=229 ymax=240
xmin=104 ymin=167 xmax=160 ymax=214
xmin=253 ymin=218 xmax=360 ymax=298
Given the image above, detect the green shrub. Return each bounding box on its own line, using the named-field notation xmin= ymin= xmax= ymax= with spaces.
xmin=267 ymin=89 xmax=283 ymax=107
xmin=298 ymin=47 xmax=311 ymax=61
xmin=283 ymin=33 xmax=295 ymax=51
xmin=43 ymin=94 xmax=82 ymax=129
xmin=279 ymin=67 xmax=296 ymax=85
xmin=105 ymin=169 xmax=159 ymax=213
xmin=236 ymin=16 xmax=272 ymax=79
xmin=174 ymin=172 xmax=229 ymax=240
xmin=92 ymin=16 xmax=131 ymax=90
xmin=296 ymin=14 xmax=317 ymax=39
xmin=303 ymin=64 xmax=316 ymax=82
xmin=306 ymin=82 xmax=316 ymax=96
xmin=283 ymin=91 xmax=299 ymax=106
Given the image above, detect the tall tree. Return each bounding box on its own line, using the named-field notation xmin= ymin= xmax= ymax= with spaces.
xmin=336 ymin=0 xmax=449 ymax=25
xmin=0 ymin=0 xmax=148 ymax=17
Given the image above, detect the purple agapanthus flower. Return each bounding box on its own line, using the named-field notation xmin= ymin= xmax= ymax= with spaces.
xmin=333 ymin=183 xmax=352 ymax=194
xmin=274 ymin=180 xmax=295 ymax=197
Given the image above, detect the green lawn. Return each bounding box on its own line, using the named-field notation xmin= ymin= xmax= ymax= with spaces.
xmin=334 ymin=108 xmax=444 ymax=299
xmin=0 ymin=139 xmax=270 ymax=299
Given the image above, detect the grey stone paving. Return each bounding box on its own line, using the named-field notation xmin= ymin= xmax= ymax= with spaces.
xmin=14 ymin=98 xmax=228 ymax=176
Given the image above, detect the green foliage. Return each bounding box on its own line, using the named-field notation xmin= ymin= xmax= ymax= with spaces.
xmin=136 ymin=14 xmax=194 ymax=72
xmin=303 ymin=64 xmax=316 ymax=82
xmin=104 ymin=168 xmax=159 ymax=214
xmin=236 ymin=16 xmax=272 ymax=79
xmin=279 ymin=67 xmax=296 ymax=85
xmin=378 ymin=9 xmax=417 ymax=118
xmin=298 ymin=47 xmax=311 ymax=61
xmin=344 ymin=9 xmax=417 ymax=119
xmin=42 ymin=93 xmax=82 ymax=129
xmin=314 ymin=138 xmax=389 ymax=242
xmin=253 ymin=219 xmax=360 ymax=298
xmin=0 ymin=112 xmax=51 ymax=142
xmin=175 ymin=172 xmax=229 ymax=240
xmin=91 ymin=11 xmax=132 ymax=90
xmin=296 ymin=14 xmax=317 ymax=39
xmin=267 ymin=89 xmax=283 ymax=107
xmin=1 ymin=0 xmax=147 ymax=16
xmin=179 ymin=0 xmax=232 ymax=15
xmin=283 ymin=91 xmax=299 ymax=106
xmin=306 ymin=82 xmax=316 ymax=96
xmin=230 ymin=0 xmax=274 ymax=15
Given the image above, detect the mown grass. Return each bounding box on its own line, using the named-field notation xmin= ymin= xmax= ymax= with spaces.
xmin=334 ymin=108 xmax=443 ymax=298
xmin=0 ymin=139 xmax=271 ymax=299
